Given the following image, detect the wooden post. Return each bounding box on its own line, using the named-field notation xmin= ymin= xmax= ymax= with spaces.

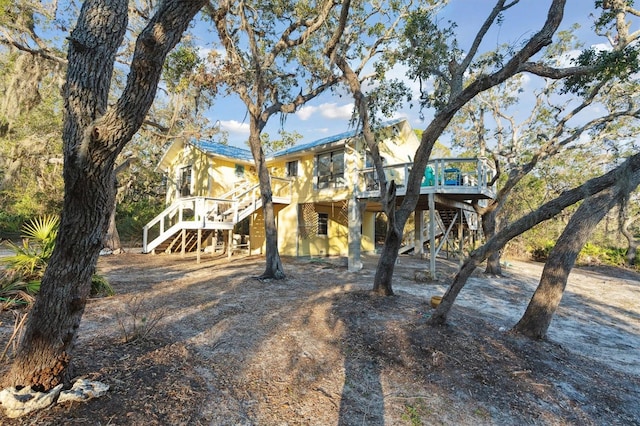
xmin=458 ymin=209 xmax=464 ymax=266
xmin=414 ymin=210 xmax=424 ymax=257
xmin=181 ymin=229 xmax=186 ymax=257
xmin=429 ymin=193 xmax=436 ymax=279
xmin=197 ymin=228 xmax=202 ymax=264
xmin=228 ymin=230 xmax=233 ymax=259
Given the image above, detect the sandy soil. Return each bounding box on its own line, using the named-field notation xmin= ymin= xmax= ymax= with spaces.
xmin=0 ymin=251 xmax=639 ymax=425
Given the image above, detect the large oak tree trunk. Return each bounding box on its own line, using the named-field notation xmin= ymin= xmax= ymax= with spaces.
xmin=247 ymin=119 xmax=285 ymax=279
xmin=428 ymin=152 xmax=640 ymax=325
xmin=4 ymin=0 xmax=206 ymax=391
xmin=3 ymin=0 xmax=128 ymax=391
xmin=513 ymin=180 xmax=638 ymax=338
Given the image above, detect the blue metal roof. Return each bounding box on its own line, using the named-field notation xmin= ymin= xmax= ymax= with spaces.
xmin=272 ymin=117 xmax=406 ymax=157
xmin=190 ymin=140 xmax=253 ymax=162
xmin=273 ymin=128 xmax=358 ymax=157
xmin=190 ymin=118 xmax=407 ymax=160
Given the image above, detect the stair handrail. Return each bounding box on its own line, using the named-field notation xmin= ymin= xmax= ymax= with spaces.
xmin=143 ymin=197 xmax=196 ymax=252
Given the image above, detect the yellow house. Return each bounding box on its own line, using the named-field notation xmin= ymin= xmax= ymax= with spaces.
xmin=144 ymin=118 xmax=496 ymax=273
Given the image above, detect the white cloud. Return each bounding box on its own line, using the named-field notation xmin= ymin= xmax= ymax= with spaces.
xmin=296 ymin=102 xmax=354 ymax=121
xmin=321 ymin=103 xmax=354 ymax=119
xmin=220 ymin=120 xmax=250 ymax=135
xmin=296 ymin=105 xmax=318 ymax=121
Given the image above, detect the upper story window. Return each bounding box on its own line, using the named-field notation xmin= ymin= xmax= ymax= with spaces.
xmin=286 ymin=160 xmax=298 ymax=177
xmin=179 ymin=165 xmax=192 ymax=197
xmin=316 ymin=150 xmax=345 ymax=189
xmin=235 ymin=164 xmax=245 ymax=178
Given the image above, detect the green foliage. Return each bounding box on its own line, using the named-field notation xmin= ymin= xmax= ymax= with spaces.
xmin=1 ymin=216 xmax=114 ymax=310
xmin=528 ymin=239 xmax=637 ymax=269
xmin=91 ymin=274 xmax=115 ymax=297
xmin=402 ymin=8 xmax=460 ymax=110
xmin=367 ymin=79 xmax=412 ymax=120
xmin=400 ymin=401 xmax=432 ymax=425
xmin=0 ymin=211 xmax=25 ymax=238
xmin=3 ymin=215 xmax=59 ymax=280
xmin=0 ymin=270 xmax=38 ymax=310
xmin=529 ymin=240 xmax=556 ymax=262
xmin=0 ymin=215 xmax=57 ymax=309
xmin=562 ymin=46 xmax=640 ymax=97
xmin=260 ymin=129 xmax=302 ymax=154
xmin=577 ymin=243 xmax=631 ymax=267
xmin=116 ymin=197 xmax=165 ymax=244
xmin=163 ymin=44 xmax=203 ymax=93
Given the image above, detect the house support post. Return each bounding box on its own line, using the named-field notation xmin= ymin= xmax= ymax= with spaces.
xmin=428 ymin=193 xmax=436 ymax=279
xmin=347 ymin=196 xmax=363 ymax=272
xmin=181 ymin=229 xmax=186 ymax=257
xmin=228 ymin=230 xmax=233 ymax=259
xmin=197 ymin=228 xmax=202 ymax=264
xmin=458 ymin=209 xmax=464 ymax=266
xmin=414 ymin=210 xmax=424 ymax=257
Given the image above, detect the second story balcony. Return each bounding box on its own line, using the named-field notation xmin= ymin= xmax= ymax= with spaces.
xmin=357 ymin=157 xmax=497 ymax=202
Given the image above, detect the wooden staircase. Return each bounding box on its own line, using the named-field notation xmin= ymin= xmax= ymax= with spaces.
xmin=398 ymin=208 xmax=478 ymax=255
xmin=143 ymin=178 xmax=292 ymax=254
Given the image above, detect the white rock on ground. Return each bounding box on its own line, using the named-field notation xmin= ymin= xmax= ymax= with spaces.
xmin=58 ymin=379 xmax=109 ymax=403
xmin=0 ymin=384 xmax=63 ymax=418
xmin=0 ymin=379 xmax=109 ymax=418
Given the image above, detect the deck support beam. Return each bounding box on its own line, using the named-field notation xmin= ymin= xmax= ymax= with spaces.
xmin=414 ymin=210 xmax=424 ymax=257
xmin=428 ymin=193 xmax=436 ymax=279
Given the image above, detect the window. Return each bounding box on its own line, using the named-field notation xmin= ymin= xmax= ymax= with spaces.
xmin=179 ymin=166 xmax=192 ymax=197
xmin=286 ymin=160 xmax=298 ymax=177
xmin=235 ymin=164 xmax=245 ymax=178
xmin=316 ymin=150 xmax=345 ymax=189
xmin=317 ymin=213 xmax=328 ymax=236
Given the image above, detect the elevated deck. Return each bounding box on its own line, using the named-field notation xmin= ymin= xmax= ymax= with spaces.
xmin=357 ymin=157 xmax=495 ymax=210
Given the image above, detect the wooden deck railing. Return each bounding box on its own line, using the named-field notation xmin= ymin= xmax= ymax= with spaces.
xmin=357 ymin=157 xmax=496 ymax=199
xmin=143 ymin=176 xmax=292 ymax=253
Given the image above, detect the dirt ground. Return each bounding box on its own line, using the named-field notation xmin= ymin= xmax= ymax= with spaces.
xmin=0 ymin=251 xmax=639 ymax=425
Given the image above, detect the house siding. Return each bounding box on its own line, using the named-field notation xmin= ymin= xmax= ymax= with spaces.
xmin=155 ymin=118 xmax=422 ymax=258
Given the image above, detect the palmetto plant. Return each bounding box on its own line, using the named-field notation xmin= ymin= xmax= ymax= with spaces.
xmin=3 ymin=215 xmax=59 ymax=280
xmin=1 ymin=215 xmax=114 ymax=311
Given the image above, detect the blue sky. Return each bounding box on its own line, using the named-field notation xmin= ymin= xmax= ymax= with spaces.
xmin=201 ymin=1 xmax=609 ymax=149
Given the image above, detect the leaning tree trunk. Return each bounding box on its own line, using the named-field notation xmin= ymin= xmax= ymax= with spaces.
xmin=372 ymin=183 xmax=400 ymax=295
xmin=620 ymin=213 xmax=639 ymax=266
xmin=482 ymin=207 xmax=502 ymax=275
xmin=247 ymin=122 xmax=285 ymax=279
xmin=428 ymin=151 xmax=640 ymax=326
xmin=103 ymin=198 xmax=122 ymax=252
xmin=513 ymin=178 xmax=638 ymax=339
xmin=4 ymin=0 xmax=206 ymax=391
xmin=623 ymin=229 xmax=639 ymax=266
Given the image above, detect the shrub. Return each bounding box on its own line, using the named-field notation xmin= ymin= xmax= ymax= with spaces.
xmin=1 ymin=216 xmax=113 ymax=310
xmin=578 ymin=243 xmax=629 ymax=267
xmin=91 ymin=274 xmax=115 ymax=297
xmin=0 ymin=270 xmax=39 ymax=310
xmin=2 ymin=215 xmax=59 ymax=280
xmin=529 ymin=240 xmax=556 ymax=262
